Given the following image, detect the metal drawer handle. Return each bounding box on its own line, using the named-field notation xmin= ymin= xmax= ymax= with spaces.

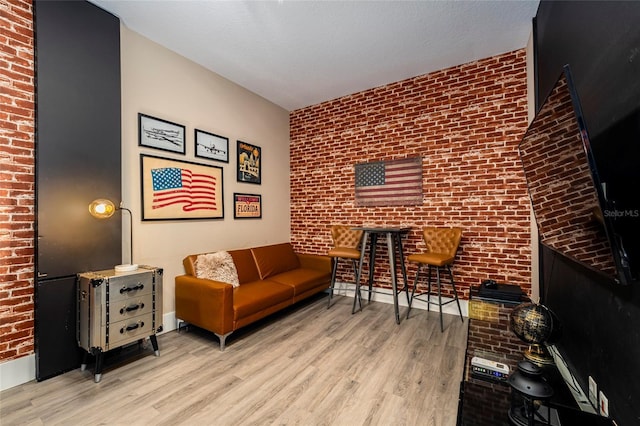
xmin=120 ymin=283 xmax=144 ymax=294
xmin=120 ymin=303 xmax=144 ymax=314
xmin=120 ymin=321 xmax=144 ymax=334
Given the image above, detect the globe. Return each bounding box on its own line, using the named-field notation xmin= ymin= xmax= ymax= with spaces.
xmin=509 ymin=303 xmax=555 ymax=365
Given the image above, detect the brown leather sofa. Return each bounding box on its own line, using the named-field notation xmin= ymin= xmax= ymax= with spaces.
xmin=175 ymin=242 xmax=331 ymax=350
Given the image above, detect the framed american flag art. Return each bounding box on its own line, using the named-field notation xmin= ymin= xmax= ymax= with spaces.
xmin=354 ymin=156 xmax=423 ymax=207
xmin=140 ymin=154 xmax=224 ymax=220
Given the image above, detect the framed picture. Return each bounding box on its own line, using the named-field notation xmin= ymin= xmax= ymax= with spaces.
xmin=140 ymin=154 xmax=223 ymax=220
xmin=138 ymin=113 xmax=186 ymax=154
xmin=195 ymin=129 xmax=229 ymax=163
xmin=237 ymin=140 xmax=261 ymax=184
xmin=233 ymin=193 xmax=262 ymax=219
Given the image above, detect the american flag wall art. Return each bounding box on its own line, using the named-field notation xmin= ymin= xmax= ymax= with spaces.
xmin=141 ymin=155 xmax=224 ymax=220
xmin=151 ymin=167 xmax=217 ymax=211
xmin=354 ymin=156 xmax=423 ymax=207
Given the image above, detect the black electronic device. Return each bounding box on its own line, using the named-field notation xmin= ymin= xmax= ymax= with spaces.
xmin=471 ymin=356 xmax=509 ymax=382
xmin=481 ymin=279 xmax=497 ymax=289
xmin=478 ymin=281 xmax=524 ymax=303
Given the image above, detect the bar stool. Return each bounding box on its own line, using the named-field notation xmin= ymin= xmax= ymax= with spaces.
xmin=406 ymin=227 xmax=464 ymax=331
xmin=327 ymin=225 xmax=363 ymax=309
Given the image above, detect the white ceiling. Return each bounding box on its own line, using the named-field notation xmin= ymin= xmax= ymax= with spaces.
xmin=89 ymin=0 xmax=539 ymax=111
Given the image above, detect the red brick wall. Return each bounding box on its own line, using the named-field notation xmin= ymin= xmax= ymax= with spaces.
xmin=0 ymin=0 xmax=35 ymax=362
xmin=290 ymin=50 xmax=532 ymax=299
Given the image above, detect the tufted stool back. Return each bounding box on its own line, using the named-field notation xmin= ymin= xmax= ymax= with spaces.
xmin=331 ymin=225 xmax=363 ymax=250
xmin=422 ymin=227 xmax=462 ymax=259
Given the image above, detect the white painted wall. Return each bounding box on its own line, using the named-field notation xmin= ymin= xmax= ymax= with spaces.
xmin=120 ymin=27 xmax=291 ymax=322
xmin=1 ymin=25 xmax=290 ymax=393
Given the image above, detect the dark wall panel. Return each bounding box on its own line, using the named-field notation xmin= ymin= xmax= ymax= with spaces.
xmin=35 ymin=0 xmax=122 ymax=278
xmin=543 ymin=246 xmax=640 ymax=423
xmin=536 ymin=1 xmax=640 ymax=136
xmin=35 ymin=276 xmax=82 ymax=380
xmin=535 ymin=1 xmax=640 ymax=423
xmin=35 ymin=0 xmax=121 ymax=380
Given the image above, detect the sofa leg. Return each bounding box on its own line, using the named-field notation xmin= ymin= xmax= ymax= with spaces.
xmin=215 ymin=332 xmax=233 ymax=351
xmin=176 ymin=319 xmax=189 ymax=333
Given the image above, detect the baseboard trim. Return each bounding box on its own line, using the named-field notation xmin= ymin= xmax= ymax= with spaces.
xmin=1 ymin=312 xmax=178 ymax=392
xmin=1 ymin=290 xmax=466 ymax=391
xmin=0 ymin=353 xmax=35 ymax=392
xmin=162 ymin=310 xmax=177 ymax=334
xmin=327 ymin=281 xmax=469 ymax=317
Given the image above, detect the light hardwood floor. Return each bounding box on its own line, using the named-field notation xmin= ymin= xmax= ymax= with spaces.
xmin=0 ymin=295 xmax=468 ymax=426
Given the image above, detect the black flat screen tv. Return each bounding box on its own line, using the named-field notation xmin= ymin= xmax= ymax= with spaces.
xmin=518 ymin=65 xmax=636 ymax=286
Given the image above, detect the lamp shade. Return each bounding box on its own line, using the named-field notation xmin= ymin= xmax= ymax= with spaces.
xmin=88 ymin=198 xmax=137 ymax=272
xmin=89 ymin=199 xmax=116 ymax=219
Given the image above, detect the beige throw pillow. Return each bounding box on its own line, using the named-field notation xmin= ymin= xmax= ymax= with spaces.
xmin=195 ymin=251 xmax=240 ymax=287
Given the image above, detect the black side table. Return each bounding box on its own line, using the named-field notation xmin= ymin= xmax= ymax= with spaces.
xmin=457 ymin=286 xmax=615 ymax=425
